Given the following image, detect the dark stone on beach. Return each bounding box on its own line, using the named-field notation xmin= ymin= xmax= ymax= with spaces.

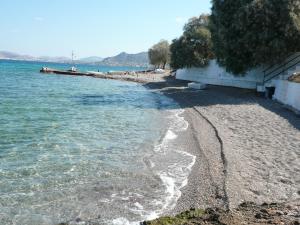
xmin=260 ymin=209 xmax=269 ymax=214
xmin=240 ymin=202 xmax=255 ymax=208
xmin=215 ymin=193 xmax=223 ymax=199
xmin=205 ymin=208 xmax=215 ymax=214
xmin=255 ymin=213 xmax=263 ymax=219
xmin=75 ymin=218 xmax=82 ymax=222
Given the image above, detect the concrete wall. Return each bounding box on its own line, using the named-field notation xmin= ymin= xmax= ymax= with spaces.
xmin=176 ymin=60 xmax=263 ymax=89
xmin=273 ymin=80 xmax=300 ymax=112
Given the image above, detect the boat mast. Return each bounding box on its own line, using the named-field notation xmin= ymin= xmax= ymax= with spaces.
xmin=71 ymin=50 xmax=75 ymax=67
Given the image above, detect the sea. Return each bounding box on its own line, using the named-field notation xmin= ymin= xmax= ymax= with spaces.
xmin=0 ymin=60 xmax=196 ymax=225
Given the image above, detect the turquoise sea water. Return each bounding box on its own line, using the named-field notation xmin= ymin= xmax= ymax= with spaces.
xmin=0 ymin=60 xmax=195 ymax=225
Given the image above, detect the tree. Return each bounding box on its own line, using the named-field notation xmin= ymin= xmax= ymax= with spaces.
xmin=210 ymin=0 xmax=300 ymax=74
xmin=148 ymin=40 xmax=170 ymax=69
xmin=170 ymin=14 xmax=214 ymax=69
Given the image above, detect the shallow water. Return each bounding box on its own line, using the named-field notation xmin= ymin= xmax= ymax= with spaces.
xmin=0 ymin=60 xmax=195 ymax=225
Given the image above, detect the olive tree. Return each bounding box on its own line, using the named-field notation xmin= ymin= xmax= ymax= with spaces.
xmin=170 ymin=14 xmax=214 ymax=69
xmin=148 ymin=40 xmax=170 ymax=69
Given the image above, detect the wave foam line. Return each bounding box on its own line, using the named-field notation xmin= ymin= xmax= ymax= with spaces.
xmin=112 ymin=109 xmax=196 ymax=225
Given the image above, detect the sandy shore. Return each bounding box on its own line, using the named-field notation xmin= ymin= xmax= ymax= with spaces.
xmin=146 ymin=76 xmax=300 ymax=211
xmin=100 ymin=72 xmax=300 ymax=215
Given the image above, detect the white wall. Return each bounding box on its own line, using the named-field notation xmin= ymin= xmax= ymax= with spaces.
xmin=274 ymin=80 xmax=300 ymax=112
xmin=176 ymin=60 xmax=263 ymax=89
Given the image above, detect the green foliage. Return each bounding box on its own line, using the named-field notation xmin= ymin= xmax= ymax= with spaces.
xmin=143 ymin=208 xmax=205 ymax=225
xmin=210 ymin=0 xmax=300 ymax=74
xmin=170 ymin=14 xmax=214 ymax=70
xmin=148 ymin=40 xmax=170 ymax=69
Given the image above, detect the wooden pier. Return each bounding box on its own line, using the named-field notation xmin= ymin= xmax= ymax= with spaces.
xmin=40 ymin=67 xmax=95 ymax=77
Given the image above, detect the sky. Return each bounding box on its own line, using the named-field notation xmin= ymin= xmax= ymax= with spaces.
xmin=0 ymin=0 xmax=211 ymax=58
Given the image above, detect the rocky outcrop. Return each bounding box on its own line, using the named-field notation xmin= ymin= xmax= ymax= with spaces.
xmin=143 ymin=202 xmax=300 ymax=225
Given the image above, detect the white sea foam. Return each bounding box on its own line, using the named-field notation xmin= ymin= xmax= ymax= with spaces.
xmin=158 ymin=150 xmax=196 ymax=211
xmin=112 ymin=217 xmax=139 ymax=225
xmin=134 ymin=202 xmax=144 ymax=210
xmin=110 ymin=109 xmax=196 ymax=225
xmin=154 ymin=109 xmax=195 ymax=213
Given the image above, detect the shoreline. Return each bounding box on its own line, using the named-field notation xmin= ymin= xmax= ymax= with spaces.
xmin=148 ymin=108 xmax=197 ymax=219
xmin=92 ymin=72 xmax=168 ymax=84
xmin=141 ymin=77 xmax=229 ymax=215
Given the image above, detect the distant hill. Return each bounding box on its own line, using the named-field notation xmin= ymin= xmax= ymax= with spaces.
xmin=77 ymin=56 xmax=103 ymax=64
xmin=0 ymin=51 xmax=71 ymax=63
xmin=0 ymin=50 xmax=149 ymax=67
xmin=0 ymin=51 xmax=35 ymax=61
xmin=99 ymin=52 xmax=149 ymax=67
xmin=37 ymin=56 xmax=71 ymax=63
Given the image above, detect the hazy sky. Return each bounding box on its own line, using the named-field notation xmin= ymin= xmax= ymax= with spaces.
xmin=0 ymin=0 xmax=211 ymax=58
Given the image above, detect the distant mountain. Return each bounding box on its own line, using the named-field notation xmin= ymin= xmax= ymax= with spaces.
xmin=99 ymin=52 xmax=149 ymax=67
xmin=0 ymin=51 xmax=71 ymax=63
xmin=37 ymin=56 xmax=71 ymax=63
xmin=0 ymin=51 xmax=35 ymax=61
xmin=78 ymin=56 xmax=103 ymax=64
xmin=0 ymin=50 xmax=149 ymax=67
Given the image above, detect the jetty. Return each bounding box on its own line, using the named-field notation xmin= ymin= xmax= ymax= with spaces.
xmin=40 ymin=67 xmax=95 ymax=76
xmin=39 ymin=67 xmax=164 ymax=84
xmin=40 ymin=67 xmax=157 ymax=78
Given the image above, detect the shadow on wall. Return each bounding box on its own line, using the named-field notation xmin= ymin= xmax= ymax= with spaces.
xmin=175 ymin=60 xmax=264 ymax=90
